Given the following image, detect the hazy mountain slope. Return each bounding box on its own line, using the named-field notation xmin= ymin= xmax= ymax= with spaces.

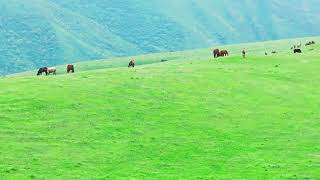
xmin=0 ymin=0 xmax=320 ymax=75
xmin=0 ymin=0 xmax=144 ymax=74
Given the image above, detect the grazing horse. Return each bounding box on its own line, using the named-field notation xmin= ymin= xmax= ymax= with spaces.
xmin=47 ymin=67 xmax=57 ymax=75
xmin=37 ymin=67 xmax=48 ymax=76
xmin=67 ymin=64 xmax=74 ymax=73
xmin=294 ymin=49 xmax=302 ymax=53
xmin=219 ymin=50 xmax=229 ymax=57
xmin=305 ymin=41 xmax=316 ymax=46
xmin=213 ymin=49 xmax=220 ymax=58
xmin=128 ymin=60 xmax=135 ymax=68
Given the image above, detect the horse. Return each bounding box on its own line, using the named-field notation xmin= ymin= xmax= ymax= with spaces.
xmin=272 ymin=51 xmax=277 ymax=54
xmin=47 ymin=67 xmax=57 ymax=75
xmin=220 ymin=50 xmax=229 ymax=57
xmin=37 ymin=67 xmax=48 ymax=76
xmin=242 ymin=49 xmax=246 ymax=58
xmin=294 ymin=49 xmax=302 ymax=53
xmin=213 ymin=49 xmax=220 ymax=58
xmin=67 ymin=64 xmax=74 ymax=73
xmin=128 ymin=60 xmax=135 ymax=68
xmin=305 ymin=41 xmax=316 ymax=46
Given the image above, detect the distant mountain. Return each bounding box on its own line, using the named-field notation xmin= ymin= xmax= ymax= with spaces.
xmin=1 ymin=0 xmax=320 ymax=75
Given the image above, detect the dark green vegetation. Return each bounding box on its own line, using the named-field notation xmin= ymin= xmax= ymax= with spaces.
xmin=1 ymin=0 xmax=320 ymax=75
xmin=1 ymin=37 xmax=319 ymax=178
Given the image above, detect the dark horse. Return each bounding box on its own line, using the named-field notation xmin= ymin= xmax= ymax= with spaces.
xmin=37 ymin=67 xmax=48 ymax=76
xmin=305 ymin=41 xmax=315 ymax=46
xmin=294 ymin=49 xmax=302 ymax=53
xmin=67 ymin=64 xmax=74 ymax=73
xmin=128 ymin=60 xmax=135 ymax=68
xmin=219 ymin=50 xmax=229 ymax=57
xmin=213 ymin=49 xmax=220 ymax=58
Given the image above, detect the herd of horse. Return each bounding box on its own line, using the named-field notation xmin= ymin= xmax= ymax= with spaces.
xmin=213 ymin=49 xmax=229 ymax=58
xmin=290 ymin=41 xmax=316 ymax=53
xmin=213 ymin=40 xmax=316 ymax=58
xmin=37 ymin=60 xmax=136 ymax=76
xmin=37 ymin=40 xmax=315 ymax=76
xmin=37 ymin=64 xmax=74 ymax=76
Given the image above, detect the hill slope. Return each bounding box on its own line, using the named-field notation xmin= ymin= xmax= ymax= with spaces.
xmin=1 ymin=0 xmax=320 ymax=75
xmin=0 ymin=38 xmax=319 ymax=178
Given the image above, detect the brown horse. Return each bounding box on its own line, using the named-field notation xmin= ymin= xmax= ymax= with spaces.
xmin=47 ymin=67 xmax=57 ymax=75
xmin=37 ymin=67 xmax=48 ymax=76
xmin=219 ymin=50 xmax=229 ymax=57
xmin=128 ymin=60 xmax=135 ymax=68
xmin=213 ymin=49 xmax=220 ymax=58
xmin=67 ymin=64 xmax=74 ymax=73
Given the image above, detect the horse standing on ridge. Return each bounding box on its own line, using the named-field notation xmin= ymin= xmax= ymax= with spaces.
xmin=67 ymin=64 xmax=75 ymax=73
xmin=47 ymin=67 xmax=57 ymax=75
xmin=37 ymin=67 xmax=48 ymax=76
xmin=294 ymin=49 xmax=302 ymax=53
xmin=128 ymin=60 xmax=135 ymax=68
xmin=220 ymin=50 xmax=229 ymax=57
xmin=213 ymin=49 xmax=220 ymax=58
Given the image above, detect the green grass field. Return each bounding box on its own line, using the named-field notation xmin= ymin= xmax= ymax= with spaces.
xmin=1 ymin=37 xmax=320 ymax=179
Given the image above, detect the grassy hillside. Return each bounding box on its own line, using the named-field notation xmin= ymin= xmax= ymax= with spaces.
xmin=0 ymin=37 xmax=319 ymax=178
xmin=1 ymin=0 xmax=320 ymax=75
xmin=9 ymin=36 xmax=320 ymax=76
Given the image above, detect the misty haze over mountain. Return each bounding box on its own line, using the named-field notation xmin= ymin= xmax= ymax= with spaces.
xmin=0 ymin=0 xmax=319 ymax=74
